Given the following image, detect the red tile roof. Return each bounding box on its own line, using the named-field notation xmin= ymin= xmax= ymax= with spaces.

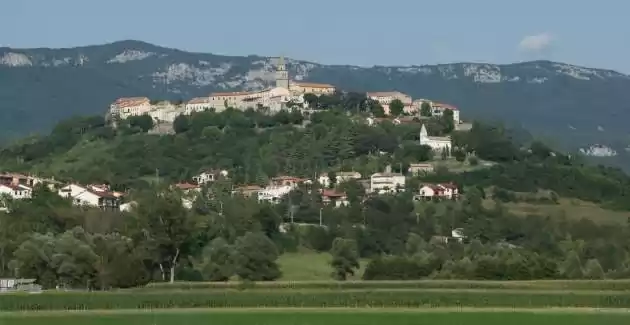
xmin=187 ymin=97 xmax=210 ymax=104
xmin=174 ymin=183 xmax=200 ymax=190
xmin=112 ymin=97 xmax=150 ymax=108
xmin=322 ymin=189 xmax=346 ymax=198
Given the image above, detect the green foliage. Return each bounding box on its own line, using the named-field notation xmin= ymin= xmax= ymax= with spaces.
xmin=233 ymin=232 xmax=281 ymax=281
xmin=420 ymin=102 xmax=432 ymax=117
xmin=330 ymin=237 xmax=359 ymax=280
xmin=389 ymin=99 xmax=404 ymax=116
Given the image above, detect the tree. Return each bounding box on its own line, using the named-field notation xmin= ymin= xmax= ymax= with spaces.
xmin=127 ymin=115 xmax=154 ymax=133
xmin=133 ymin=189 xmax=200 ymax=283
xmin=233 ymin=232 xmax=281 ymax=281
xmin=389 ymin=99 xmax=404 ymax=116
xmin=173 ymin=115 xmax=191 ymax=134
xmin=195 ymin=237 xmax=235 ymax=281
xmin=453 ymin=149 xmax=466 ymax=162
xmin=303 ymin=93 xmax=319 ymax=109
xmin=330 ymin=237 xmax=359 ymax=280
xmin=368 ymin=100 xmax=385 ymax=118
xmin=420 ymin=102 xmax=432 ymax=117
xmin=327 ymin=171 xmax=337 ymax=189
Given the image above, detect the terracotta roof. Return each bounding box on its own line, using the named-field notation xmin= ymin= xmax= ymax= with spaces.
xmin=292 ymin=81 xmax=335 ymax=88
xmin=210 ymin=91 xmax=254 ymax=97
xmin=174 ymin=183 xmax=200 ymax=190
xmin=112 ymin=97 xmax=150 ymax=108
xmin=86 ymin=188 xmax=117 ymax=199
xmin=187 ymin=97 xmax=210 ymax=104
xmin=433 ymin=102 xmax=458 ymax=111
xmin=0 ymin=172 xmax=29 ymax=179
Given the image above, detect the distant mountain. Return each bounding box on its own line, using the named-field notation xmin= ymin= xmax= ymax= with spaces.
xmin=1 ymin=40 xmax=630 ymax=157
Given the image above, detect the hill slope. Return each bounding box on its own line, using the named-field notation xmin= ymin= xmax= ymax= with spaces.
xmin=1 ymin=40 xmax=630 ymax=154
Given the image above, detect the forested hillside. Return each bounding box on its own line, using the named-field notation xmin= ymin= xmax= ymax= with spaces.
xmin=2 ymin=93 xmax=630 ymax=287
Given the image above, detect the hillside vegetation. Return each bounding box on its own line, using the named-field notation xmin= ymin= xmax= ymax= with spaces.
xmin=2 ymin=99 xmax=630 ymax=289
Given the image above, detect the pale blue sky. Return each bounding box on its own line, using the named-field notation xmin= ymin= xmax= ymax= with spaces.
xmin=1 ymin=0 xmax=628 ymax=72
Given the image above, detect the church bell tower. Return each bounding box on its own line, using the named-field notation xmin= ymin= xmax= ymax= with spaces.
xmin=275 ymin=56 xmax=290 ymax=89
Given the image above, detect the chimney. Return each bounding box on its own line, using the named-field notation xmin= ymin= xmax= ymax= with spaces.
xmin=384 ymin=165 xmax=392 ymax=174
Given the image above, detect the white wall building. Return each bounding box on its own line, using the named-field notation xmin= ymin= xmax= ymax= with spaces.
xmin=110 ymin=97 xmax=151 ymax=119
xmin=318 ymin=171 xmax=362 ymax=188
xmin=0 ymin=184 xmax=32 ymax=200
xmin=367 ymin=91 xmax=413 ymax=115
xmin=257 ymin=185 xmax=294 ymax=204
xmin=58 ymin=184 xmax=119 ymax=210
xmin=370 ymin=167 xmax=406 ymax=194
xmin=419 ymin=124 xmax=451 ymax=152
xmin=185 ymin=97 xmax=212 ymax=114
xmin=431 ymin=102 xmax=461 ymax=124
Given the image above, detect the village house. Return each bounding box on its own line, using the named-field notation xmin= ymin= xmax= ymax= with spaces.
xmin=431 ymin=102 xmax=461 ymax=124
xmin=370 ymin=166 xmax=406 ymax=194
xmin=289 ymin=81 xmax=336 ymax=95
xmin=270 ymin=176 xmax=306 ymax=187
xmin=419 ymin=124 xmax=452 ymax=152
xmin=109 ymin=97 xmax=151 ymax=119
xmin=318 ymin=171 xmax=362 ymax=188
xmin=185 ymin=97 xmax=213 ymax=114
xmin=148 ymin=101 xmax=185 ymax=123
xmin=58 ymin=184 xmax=120 ymax=210
xmin=415 ymin=183 xmax=459 ymax=201
xmin=408 ymin=163 xmax=435 ymax=175
xmin=321 ymin=189 xmax=350 ymax=208
xmin=232 ymin=185 xmax=262 ymax=198
xmin=192 ymin=170 xmax=228 ymax=185
xmin=257 ymin=185 xmax=293 ymax=204
xmin=0 ymin=184 xmax=32 ymax=200
xmin=173 ymin=182 xmax=201 ymax=193
xmin=367 ymin=91 xmax=413 ymax=115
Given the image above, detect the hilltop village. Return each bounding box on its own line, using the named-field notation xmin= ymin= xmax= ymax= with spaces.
xmin=1 ymin=57 xmax=471 ymax=221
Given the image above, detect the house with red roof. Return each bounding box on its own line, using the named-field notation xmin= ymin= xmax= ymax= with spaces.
xmin=415 ymin=183 xmax=459 ymax=201
xmin=321 ymin=189 xmax=349 ymax=208
xmin=57 ymin=184 xmax=120 ymax=210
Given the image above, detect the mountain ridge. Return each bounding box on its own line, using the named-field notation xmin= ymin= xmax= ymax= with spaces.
xmin=1 ymin=40 xmax=630 ymax=162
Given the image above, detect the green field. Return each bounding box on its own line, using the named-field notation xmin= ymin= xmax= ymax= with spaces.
xmin=2 ymin=309 xmax=629 ymax=325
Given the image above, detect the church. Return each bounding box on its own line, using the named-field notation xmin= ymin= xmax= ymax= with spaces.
xmin=419 ymin=124 xmax=452 ymax=152
xmin=208 ymin=56 xmax=336 ymax=111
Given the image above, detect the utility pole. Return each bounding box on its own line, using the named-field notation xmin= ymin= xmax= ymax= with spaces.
xmin=319 ymin=208 xmax=323 ymax=227
xmin=155 ymin=168 xmax=160 ymax=184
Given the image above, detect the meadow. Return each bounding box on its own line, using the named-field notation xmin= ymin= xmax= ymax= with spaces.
xmin=2 ymin=309 xmax=630 ymax=325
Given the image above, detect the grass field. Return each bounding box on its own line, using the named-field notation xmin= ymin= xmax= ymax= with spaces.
xmin=277 ymin=250 xmax=367 ymax=280
xmin=2 ymin=309 xmax=629 ymax=325
xmin=483 ymin=198 xmax=630 ymax=224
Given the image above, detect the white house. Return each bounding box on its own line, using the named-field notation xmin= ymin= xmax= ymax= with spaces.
xmin=258 ymin=185 xmax=294 ymax=203
xmin=119 ymin=201 xmax=138 ymax=212
xmin=193 ymin=170 xmax=228 ymax=185
xmin=58 ymin=184 xmax=119 ymax=210
xmin=431 ymin=102 xmax=461 ymax=124
xmin=415 ymin=183 xmax=459 ymax=200
xmin=185 ymin=97 xmax=212 ymax=114
xmin=321 ymin=190 xmax=350 ymax=208
xmin=370 ymin=166 xmax=406 ymax=194
xmin=0 ymin=184 xmax=32 ymax=200
xmin=419 ymin=124 xmax=451 ymax=152
xmin=318 ymin=171 xmax=362 ymax=188
xmin=110 ymin=97 xmax=151 ymax=119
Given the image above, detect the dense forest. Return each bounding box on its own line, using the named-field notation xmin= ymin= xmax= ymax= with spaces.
xmin=2 ymin=91 xmax=630 ymax=288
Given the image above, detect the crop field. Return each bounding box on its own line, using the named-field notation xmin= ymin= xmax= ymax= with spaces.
xmin=4 ymin=280 xmax=630 ymax=324
xmin=2 ymin=309 xmax=630 ymax=325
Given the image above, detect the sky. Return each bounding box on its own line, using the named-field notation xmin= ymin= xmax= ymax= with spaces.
xmin=1 ymin=0 xmax=628 ymax=73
